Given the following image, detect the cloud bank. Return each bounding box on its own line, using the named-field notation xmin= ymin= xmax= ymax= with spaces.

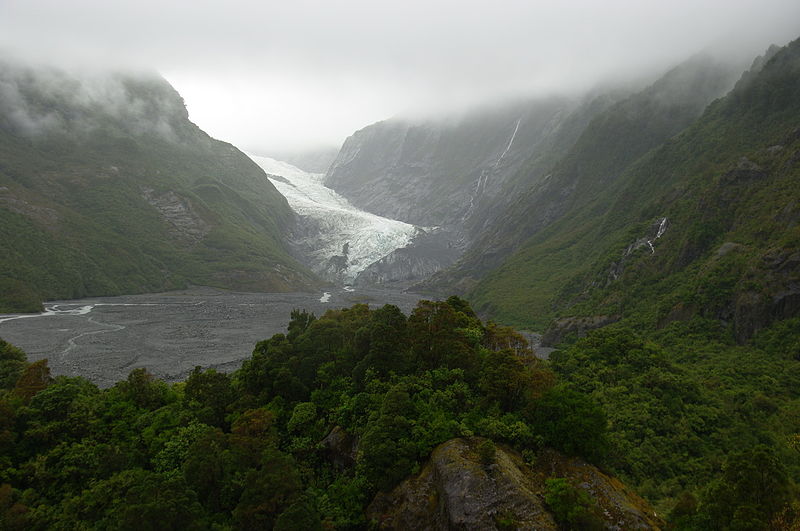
xmin=1 ymin=0 xmax=799 ymax=152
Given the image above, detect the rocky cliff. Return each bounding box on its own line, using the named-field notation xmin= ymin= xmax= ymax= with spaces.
xmin=325 ymin=96 xmax=610 ymax=232
xmin=324 ymin=94 xmax=621 ymax=286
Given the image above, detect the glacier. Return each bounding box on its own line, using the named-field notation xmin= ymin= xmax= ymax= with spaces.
xmin=250 ymin=155 xmax=421 ymax=283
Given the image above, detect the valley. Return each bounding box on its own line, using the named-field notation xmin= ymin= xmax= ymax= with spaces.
xmin=0 ymin=286 xmax=424 ymax=387
xmin=1 ymin=19 xmax=800 ymax=529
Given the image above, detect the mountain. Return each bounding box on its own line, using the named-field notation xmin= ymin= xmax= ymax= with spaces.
xmin=316 ymin=42 xmax=800 ymax=516
xmin=323 ymin=93 xmax=626 ymax=284
xmin=469 ymin=42 xmax=796 ymax=332
xmin=324 ymin=53 xmax=743 ymax=290
xmin=425 ymin=52 xmax=744 ymax=296
xmin=0 ymin=59 xmax=317 ymax=312
xmin=325 ymin=94 xmax=625 ymax=233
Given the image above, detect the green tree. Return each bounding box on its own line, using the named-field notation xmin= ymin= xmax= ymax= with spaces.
xmin=407 ymin=300 xmax=477 ymax=372
xmin=0 ymin=339 xmax=27 ymax=390
xmin=529 ymin=385 xmax=609 ymax=463
xmin=233 ymin=446 xmax=302 ymax=530
xmin=113 ymin=367 xmax=171 ymax=410
xmin=12 ymin=358 xmax=51 ymax=402
xmin=58 ymin=468 xmax=205 ymax=530
xmin=287 ymin=309 xmax=315 ymax=341
xmin=697 ymin=445 xmax=791 ymax=530
xmin=358 ymin=386 xmax=418 ymax=492
xmin=184 ymin=367 xmax=234 ymax=428
xmin=544 ymin=478 xmax=604 ymax=530
xmin=365 ymin=304 xmax=411 ymax=376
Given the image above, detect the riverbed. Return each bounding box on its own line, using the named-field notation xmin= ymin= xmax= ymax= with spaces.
xmin=0 ymin=286 xmax=426 ymax=387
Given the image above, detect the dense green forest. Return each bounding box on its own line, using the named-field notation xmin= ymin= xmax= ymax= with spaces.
xmin=448 ymin=38 xmax=800 ymax=529
xmin=0 ymin=297 xmax=797 ymax=529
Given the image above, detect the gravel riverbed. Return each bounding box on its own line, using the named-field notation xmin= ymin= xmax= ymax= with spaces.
xmin=0 ymin=286 xmax=426 ymax=387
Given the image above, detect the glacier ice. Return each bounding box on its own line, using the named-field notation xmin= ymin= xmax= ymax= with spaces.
xmin=250 ymin=155 xmax=420 ymax=283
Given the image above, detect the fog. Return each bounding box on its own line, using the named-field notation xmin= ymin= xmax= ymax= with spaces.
xmin=0 ymin=59 xmax=186 ymax=141
xmin=1 ymin=0 xmax=799 ymax=154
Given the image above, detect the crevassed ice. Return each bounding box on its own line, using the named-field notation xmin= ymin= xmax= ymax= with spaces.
xmin=250 ymin=155 xmax=419 ymax=282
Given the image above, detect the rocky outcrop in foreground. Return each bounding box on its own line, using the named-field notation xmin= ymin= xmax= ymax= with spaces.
xmin=367 ymin=437 xmax=662 ymax=530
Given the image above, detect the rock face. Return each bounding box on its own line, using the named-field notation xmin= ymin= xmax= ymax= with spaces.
xmin=324 ymin=95 xmax=616 ymax=287
xmin=367 ymin=437 xmax=663 ymax=530
xmin=141 ymin=188 xmax=210 ymax=243
xmin=732 ymin=248 xmax=800 ymax=343
xmin=321 ymin=426 xmax=358 ymax=470
xmin=354 ymin=228 xmax=463 ymax=288
xmin=325 ymin=97 xmax=593 ymax=233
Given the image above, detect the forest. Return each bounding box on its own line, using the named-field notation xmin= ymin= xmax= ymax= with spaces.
xmin=0 ymin=296 xmax=796 ymax=529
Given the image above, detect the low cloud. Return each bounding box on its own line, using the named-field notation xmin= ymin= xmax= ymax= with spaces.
xmin=1 ymin=0 xmax=799 ymax=152
xmin=0 ymin=58 xmax=186 ymax=141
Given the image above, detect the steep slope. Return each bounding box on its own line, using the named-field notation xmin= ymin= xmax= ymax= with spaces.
xmin=426 ymin=53 xmax=743 ymax=295
xmin=324 ymin=93 xmax=626 ymax=285
xmin=325 ymin=95 xmax=620 ymax=232
xmin=0 ymin=59 xmax=317 ymax=311
xmin=461 ymin=41 xmax=800 ymax=516
xmin=470 ymin=41 xmax=797 ymax=331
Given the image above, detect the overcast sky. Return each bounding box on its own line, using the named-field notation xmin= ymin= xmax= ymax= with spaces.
xmin=1 ymin=1 xmax=799 ymax=155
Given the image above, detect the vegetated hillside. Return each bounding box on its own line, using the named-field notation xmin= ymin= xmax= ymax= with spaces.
xmin=470 ymin=40 xmax=795 ymax=332
xmin=0 ymin=300 xmax=668 ymax=529
xmin=424 ymin=52 xmax=743 ymax=295
xmin=467 ymin=37 xmax=800 ymax=522
xmin=0 ymin=59 xmax=317 ymax=312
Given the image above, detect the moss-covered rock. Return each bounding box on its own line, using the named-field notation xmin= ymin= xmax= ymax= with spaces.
xmin=367 ymin=437 xmax=663 ymax=530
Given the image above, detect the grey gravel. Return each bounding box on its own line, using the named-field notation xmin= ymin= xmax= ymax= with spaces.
xmin=0 ymin=286 xmax=427 ymax=387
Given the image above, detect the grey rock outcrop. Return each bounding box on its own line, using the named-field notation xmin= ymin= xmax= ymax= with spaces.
xmin=367 ymin=437 xmax=663 ymax=530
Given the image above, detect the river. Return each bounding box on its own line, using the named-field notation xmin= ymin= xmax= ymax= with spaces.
xmin=0 ymin=286 xmax=425 ymax=387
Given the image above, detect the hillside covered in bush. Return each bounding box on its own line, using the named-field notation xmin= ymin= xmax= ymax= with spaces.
xmin=1 ymin=297 xmax=797 ymax=529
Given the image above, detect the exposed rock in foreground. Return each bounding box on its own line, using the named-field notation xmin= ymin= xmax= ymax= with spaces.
xmin=367 ymin=437 xmax=662 ymax=530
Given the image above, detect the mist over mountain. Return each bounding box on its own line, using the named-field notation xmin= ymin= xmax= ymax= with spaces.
xmin=0 ymin=60 xmax=316 ymax=311
xmin=320 ymin=51 xmax=747 ymax=291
